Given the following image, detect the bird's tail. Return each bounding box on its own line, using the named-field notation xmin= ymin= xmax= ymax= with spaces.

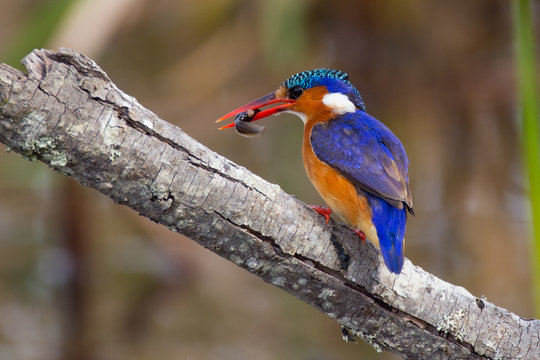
xmin=379 ymin=230 xmax=405 ymax=274
xmin=366 ymin=194 xmax=407 ymax=274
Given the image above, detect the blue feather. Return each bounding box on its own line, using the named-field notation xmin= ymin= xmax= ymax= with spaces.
xmin=310 ymin=111 xmax=412 ymax=209
xmin=310 ymin=111 xmax=412 ymax=274
xmin=363 ymin=190 xmax=406 ymax=273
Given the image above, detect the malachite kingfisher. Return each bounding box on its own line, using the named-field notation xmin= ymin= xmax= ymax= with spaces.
xmin=217 ymin=69 xmax=413 ymax=274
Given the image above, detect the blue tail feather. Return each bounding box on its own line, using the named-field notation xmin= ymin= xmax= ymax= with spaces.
xmin=364 ymin=192 xmax=407 ymax=274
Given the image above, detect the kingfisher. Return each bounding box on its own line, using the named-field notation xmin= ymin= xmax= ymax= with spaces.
xmin=217 ymin=69 xmax=413 ymax=274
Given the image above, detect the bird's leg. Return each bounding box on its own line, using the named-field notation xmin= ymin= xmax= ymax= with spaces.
xmin=309 ymin=205 xmax=332 ymax=223
xmin=351 ymin=227 xmax=366 ymax=244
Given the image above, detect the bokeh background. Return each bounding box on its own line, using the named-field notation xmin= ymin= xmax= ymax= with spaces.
xmin=0 ymin=1 xmax=537 ymax=359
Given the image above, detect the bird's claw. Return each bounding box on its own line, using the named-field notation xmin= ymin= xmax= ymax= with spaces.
xmin=309 ymin=205 xmax=332 ymax=223
xmin=351 ymin=227 xmax=366 ymax=243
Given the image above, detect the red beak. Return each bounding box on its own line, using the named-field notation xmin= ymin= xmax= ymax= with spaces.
xmin=216 ymin=92 xmax=295 ymax=129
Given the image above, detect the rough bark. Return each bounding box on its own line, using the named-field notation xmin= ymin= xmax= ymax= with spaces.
xmin=0 ymin=48 xmax=537 ymax=360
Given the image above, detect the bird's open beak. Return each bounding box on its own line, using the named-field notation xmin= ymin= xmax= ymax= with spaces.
xmin=216 ymin=91 xmax=295 ymax=129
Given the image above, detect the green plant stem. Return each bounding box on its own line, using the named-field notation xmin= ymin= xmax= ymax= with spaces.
xmin=513 ymin=0 xmax=540 ymax=317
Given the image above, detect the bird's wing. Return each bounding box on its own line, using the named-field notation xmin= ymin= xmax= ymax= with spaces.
xmin=310 ymin=111 xmax=413 ymax=210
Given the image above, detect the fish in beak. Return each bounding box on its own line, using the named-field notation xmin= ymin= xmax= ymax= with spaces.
xmin=216 ymin=91 xmax=295 ymax=131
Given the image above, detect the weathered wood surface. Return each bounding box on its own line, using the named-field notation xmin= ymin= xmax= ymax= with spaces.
xmin=0 ymin=49 xmax=537 ymax=360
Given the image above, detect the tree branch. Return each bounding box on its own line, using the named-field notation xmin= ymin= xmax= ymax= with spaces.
xmin=0 ymin=49 xmax=537 ymax=360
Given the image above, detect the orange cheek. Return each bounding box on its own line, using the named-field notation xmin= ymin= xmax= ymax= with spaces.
xmin=290 ymin=87 xmax=332 ymax=122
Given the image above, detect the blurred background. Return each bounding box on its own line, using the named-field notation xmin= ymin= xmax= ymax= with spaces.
xmin=0 ymin=1 xmax=537 ymax=359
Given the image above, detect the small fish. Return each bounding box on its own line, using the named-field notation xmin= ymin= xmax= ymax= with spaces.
xmin=234 ymin=109 xmax=264 ymax=137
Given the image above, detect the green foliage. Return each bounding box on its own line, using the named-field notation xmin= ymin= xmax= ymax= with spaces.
xmin=259 ymin=0 xmax=309 ymax=70
xmin=513 ymin=0 xmax=540 ymax=316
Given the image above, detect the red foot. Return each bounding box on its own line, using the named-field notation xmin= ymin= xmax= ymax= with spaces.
xmin=309 ymin=205 xmax=332 ymax=224
xmin=351 ymin=227 xmax=366 ymax=243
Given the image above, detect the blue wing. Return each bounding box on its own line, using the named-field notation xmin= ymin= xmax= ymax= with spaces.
xmin=310 ymin=111 xmax=412 ymax=273
xmin=310 ymin=111 xmax=412 ymax=211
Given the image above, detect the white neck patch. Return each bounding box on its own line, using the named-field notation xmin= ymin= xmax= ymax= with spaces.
xmin=322 ymin=92 xmax=356 ymax=114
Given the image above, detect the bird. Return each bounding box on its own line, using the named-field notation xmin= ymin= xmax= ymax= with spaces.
xmin=216 ymin=69 xmax=413 ymax=274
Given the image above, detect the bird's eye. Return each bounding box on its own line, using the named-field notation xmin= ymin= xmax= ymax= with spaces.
xmin=289 ymin=86 xmax=304 ymax=99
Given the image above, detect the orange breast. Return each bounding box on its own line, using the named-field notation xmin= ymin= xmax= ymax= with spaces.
xmin=302 ymin=122 xmax=379 ymax=247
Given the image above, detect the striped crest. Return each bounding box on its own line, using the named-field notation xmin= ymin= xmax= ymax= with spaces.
xmin=283 ymin=69 xmax=350 ymax=90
